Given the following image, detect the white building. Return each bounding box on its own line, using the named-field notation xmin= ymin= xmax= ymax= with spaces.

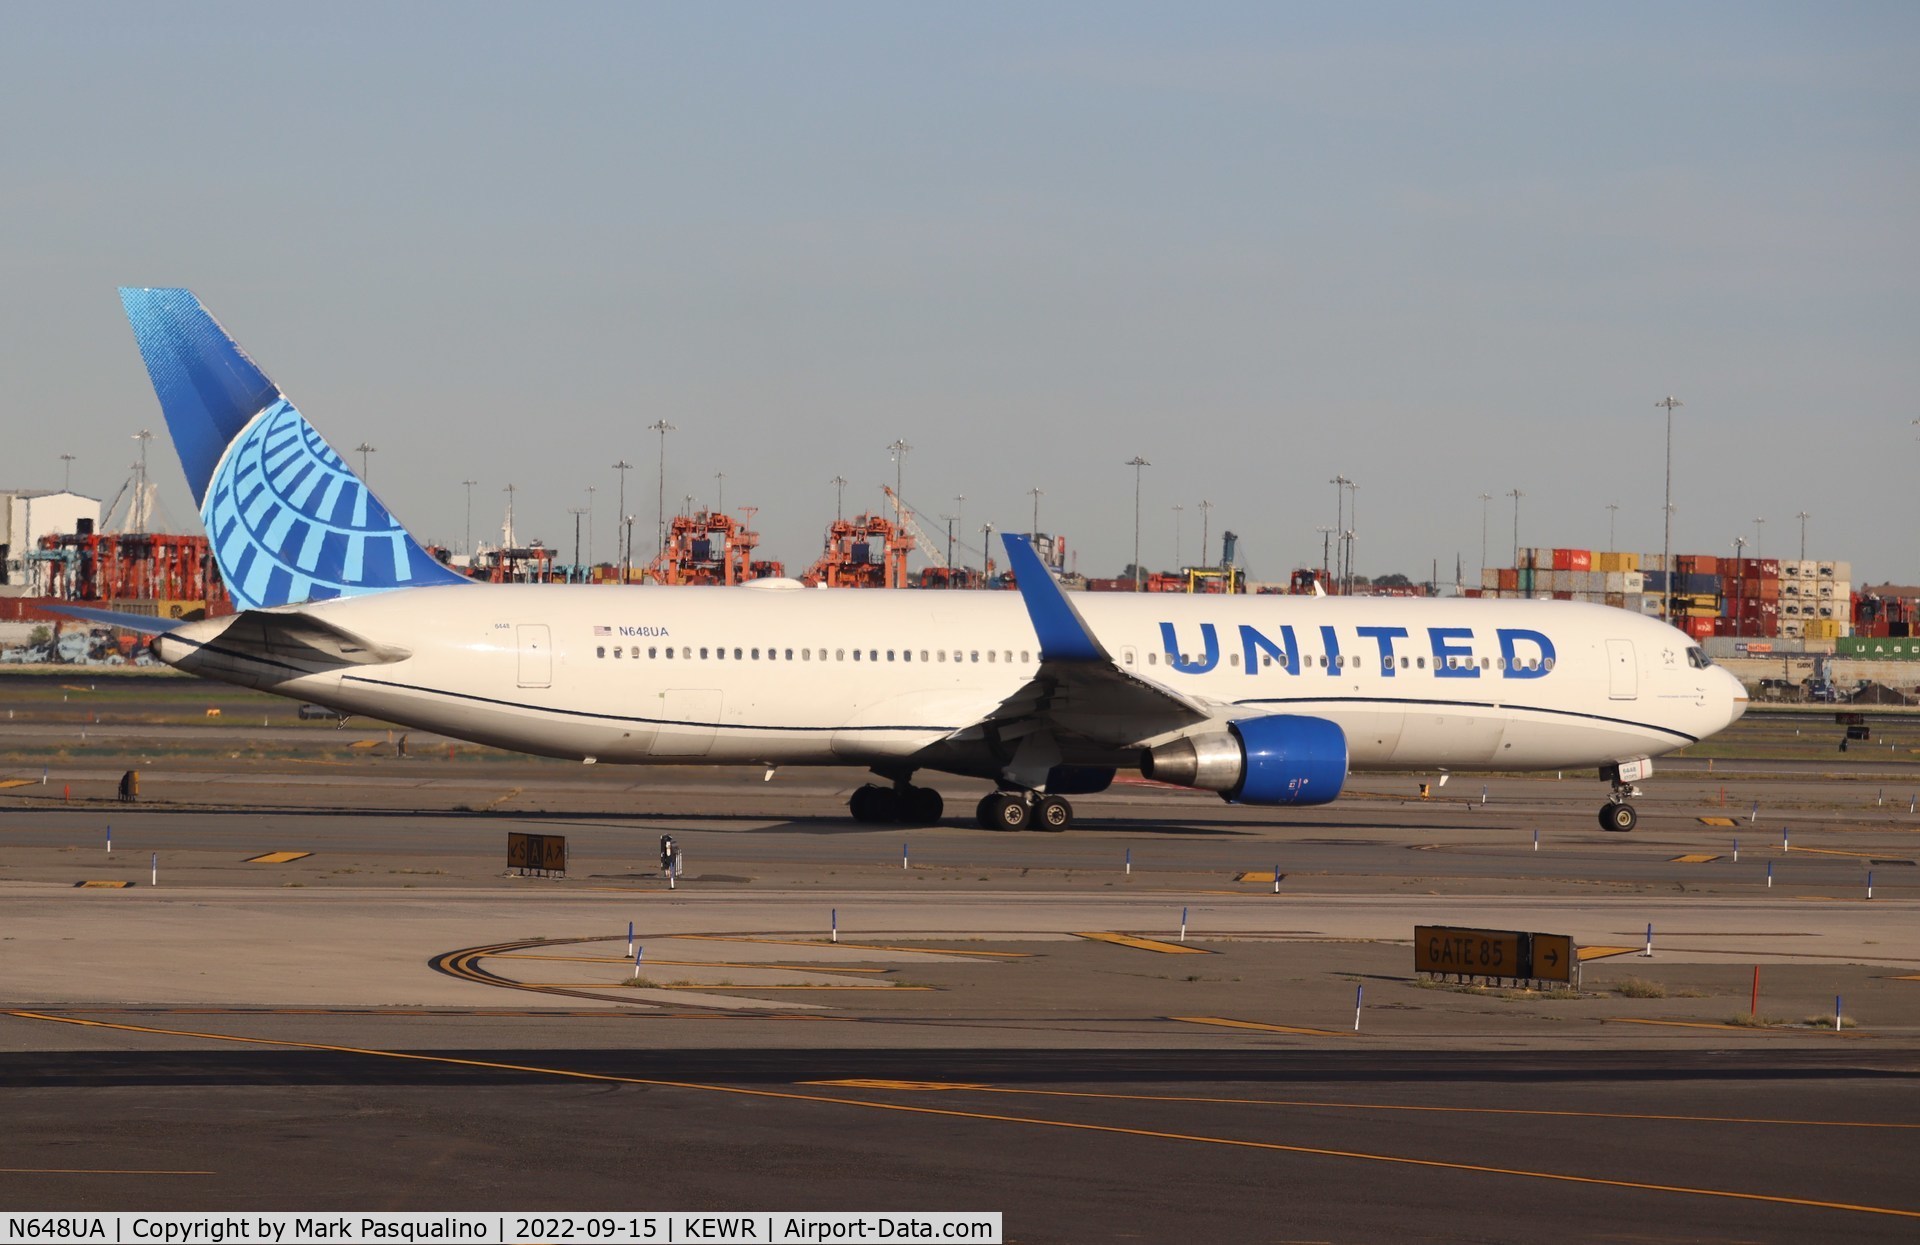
xmin=0 ymin=489 xmax=101 ymax=594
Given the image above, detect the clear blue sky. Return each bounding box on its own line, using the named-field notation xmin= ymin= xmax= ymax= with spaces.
xmin=3 ymin=3 xmax=1914 ymax=583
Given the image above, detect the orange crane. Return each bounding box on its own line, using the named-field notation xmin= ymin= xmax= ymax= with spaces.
xmin=647 ymin=508 xmax=783 ymax=585
xmin=799 ymin=513 xmax=913 ymax=588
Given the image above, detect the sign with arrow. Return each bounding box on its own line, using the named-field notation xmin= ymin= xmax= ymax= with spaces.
xmin=1414 ymin=925 xmax=1577 ymax=984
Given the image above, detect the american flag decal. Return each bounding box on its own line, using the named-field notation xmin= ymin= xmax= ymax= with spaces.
xmin=593 ymin=625 xmax=611 ymax=636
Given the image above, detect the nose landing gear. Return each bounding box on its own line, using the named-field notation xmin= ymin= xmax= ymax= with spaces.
xmin=1598 ymin=760 xmax=1646 ymax=832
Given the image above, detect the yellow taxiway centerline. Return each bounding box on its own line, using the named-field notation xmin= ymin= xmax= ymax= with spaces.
xmin=1075 ymin=931 xmax=1212 ymax=955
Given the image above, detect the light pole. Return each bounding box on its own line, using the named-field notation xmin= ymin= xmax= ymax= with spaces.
xmin=1657 ymin=395 xmax=1683 ymax=617
xmin=1198 ymin=500 xmax=1214 ymax=569
xmin=647 ymin=420 xmax=675 ymax=559
xmin=1477 ymin=493 xmax=1492 ymax=576
xmin=462 ymin=479 xmax=478 ymax=555
xmin=502 ymin=483 xmax=517 ymax=548
xmin=831 ymin=476 xmax=849 ymax=523
xmin=1344 ymin=484 xmax=1359 ymax=595
xmin=1752 ymin=516 xmax=1766 ymax=561
xmin=1732 ymin=536 xmax=1747 ymax=637
xmin=1606 ymin=502 xmax=1620 ymax=552
xmin=1028 ymin=486 xmax=1043 ymax=539
xmin=611 ymin=460 xmax=633 ymax=580
xmin=59 ymin=454 xmax=75 ymax=492
xmin=1330 ymin=476 xmax=1351 ymax=587
xmin=568 ymin=507 xmax=587 ymax=582
xmin=714 ymin=472 xmax=726 ymax=515
xmin=1507 ymin=489 xmax=1524 ymax=570
xmin=1796 ymin=511 xmax=1811 ymax=562
xmin=952 ymin=494 xmax=966 ymax=566
xmin=132 ymin=430 xmax=153 ymax=533
xmin=584 ymin=485 xmax=597 ymax=565
xmin=1126 ymin=456 xmax=1151 ymax=590
xmin=888 ymin=439 xmax=912 ymax=507
xmin=355 ymin=442 xmax=376 ymax=480
xmin=1172 ymin=504 xmax=1184 ymax=568
xmin=1316 ymin=526 xmax=1334 ymax=589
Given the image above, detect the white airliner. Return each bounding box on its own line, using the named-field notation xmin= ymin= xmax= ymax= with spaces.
xmin=68 ymin=288 xmax=1746 ymax=833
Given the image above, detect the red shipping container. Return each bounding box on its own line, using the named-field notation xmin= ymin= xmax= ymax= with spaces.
xmin=1552 ymin=549 xmax=1591 ymax=571
xmin=1552 ymin=591 xmax=1573 ymax=600
xmin=1678 ymin=555 xmax=1719 ymax=575
xmin=1498 ymin=569 xmax=1518 ymax=590
xmin=1755 ymin=559 xmax=1781 ymax=578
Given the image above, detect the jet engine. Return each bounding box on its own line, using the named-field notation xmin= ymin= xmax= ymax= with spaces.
xmin=1141 ymin=715 xmax=1347 ymax=805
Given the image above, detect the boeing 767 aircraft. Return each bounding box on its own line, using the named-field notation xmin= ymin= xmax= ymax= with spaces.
xmin=65 ymin=288 xmax=1746 ymax=833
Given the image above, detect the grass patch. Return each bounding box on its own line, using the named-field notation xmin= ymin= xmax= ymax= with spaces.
xmin=1612 ymin=977 xmax=1666 ymax=999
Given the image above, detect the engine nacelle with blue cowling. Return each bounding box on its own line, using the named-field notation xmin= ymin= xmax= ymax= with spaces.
xmin=1140 ymin=715 xmax=1347 ymax=806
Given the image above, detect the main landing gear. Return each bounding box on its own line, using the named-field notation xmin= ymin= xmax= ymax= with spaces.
xmin=848 ymin=780 xmax=944 ymax=825
xmin=975 ymin=790 xmax=1073 ymax=832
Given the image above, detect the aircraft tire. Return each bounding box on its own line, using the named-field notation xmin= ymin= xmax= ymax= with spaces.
xmin=904 ymin=786 xmax=944 ymax=825
xmin=850 ymin=784 xmax=895 ymax=823
xmin=1035 ymin=795 xmax=1072 ymax=832
xmin=986 ymin=792 xmax=1030 ymax=831
xmin=1600 ymin=802 xmax=1637 ymax=832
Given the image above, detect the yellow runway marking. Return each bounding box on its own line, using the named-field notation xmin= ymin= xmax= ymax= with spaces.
xmin=1697 ymin=817 xmax=1737 ymax=826
xmin=1671 ymin=854 xmax=1721 ymax=863
xmin=7 ymin=1011 xmax=1915 ymax=1222
xmin=806 ymin=1080 xmax=989 ymax=1091
xmin=494 ymin=954 xmax=889 ymax=973
xmin=1234 ymin=871 xmax=1284 ymax=883
xmin=1890 ymin=975 xmax=1920 ymax=982
xmin=1076 ymin=931 xmax=1212 ymax=955
xmin=244 ymin=851 xmax=311 ymax=864
xmin=1578 ymin=946 xmax=1641 ymax=961
xmin=74 ymin=880 xmax=132 ymax=889
xmin=1175 ymin=1016 xmax=1346 ymax=1036
xmin=830 ymin=1082 xmax=1920 ymax=1130
xmin=0 ymin=778 xmax=36 ymax=789
xmin=347 ymin=739 xmax=380 ymax=750
xmin=675 ymin=935 xmax=1029 ymax=957
xmin=1790 ymin=846 xmax=1904 ymax=861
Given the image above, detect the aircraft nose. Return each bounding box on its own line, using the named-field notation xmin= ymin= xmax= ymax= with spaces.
xmin=1722 ymin=668 xmax=1749 ymax=724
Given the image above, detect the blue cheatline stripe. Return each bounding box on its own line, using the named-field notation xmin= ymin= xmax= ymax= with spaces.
xmin=1001 ymin=532 xmax=1105 ymax=663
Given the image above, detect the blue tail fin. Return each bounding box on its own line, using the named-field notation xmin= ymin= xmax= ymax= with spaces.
xmin=119 ymin=288 xmax=470 ymax=610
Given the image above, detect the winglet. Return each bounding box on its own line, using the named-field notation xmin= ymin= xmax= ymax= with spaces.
xmin=1001 ymin=533 xmax=1107 ymax=663
xmin=118 ymin=287 xmax=470 ymax=610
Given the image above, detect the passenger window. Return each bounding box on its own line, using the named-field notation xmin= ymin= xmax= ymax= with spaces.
xmin=887 ymin=650 xmax=896 ymax=662
xmin=1022 ymin=651 xmax=1030 ymax=663
xmin=853 ymin=650 xmax=862 ymax=661
xmin=836 ymin=649 xmax=845 ymax=661
xmin=1481 ymin=657 xmax=1490 ymax=669
xmin=716 ymin=648 xmax=725 ymax=660
xmin=870 ymin=650 xmax=878 ymax=662
xmin=970 ymin=651 xmax=979 ymax=663
xmin=921 ymin=651 xmax=929 ymax=662
xmin=1148 ymin=652 xmax=1157 ymax=665
xmin=613 ymin=647 xmax=622 ymax=659
xmin=649 ymin=646 xmax=657 ymax=659
xmin=700 ymin=647 xmax=709 ymax=659
xmin=665 ymin=647 xmax=675 ymax=659
xmin=596 ymin=646 xmax=605 ymax=659
xmin=1497 ymin=657 xmax=1506 ymax=670
xmin=1318 ymin=655 xmax=1326 ymax=667
xmin=1401 ymin=656 xmax=1410 ymax=669
xmin=734 ymin=648 xmax=742 ymax=660
xmin=1544 ymin=658 xmax=1555 ymax=671
xmin=987 ymin=651 xmax=996 ymax=663
xmin=938 ymin=651 xmax=946 ymax=662
xmin=1005 ymin=651 xmax=1013 ymax=663
xmin=752 ymin=648 xmax=760 ymax=660
xmin=1417 ymin=657 xmax=1426 ymax=669
xmin=785 ymin=648 xmax=794 ymax=660
xmin=1230 ymin=654 xmax=1241 ymax=668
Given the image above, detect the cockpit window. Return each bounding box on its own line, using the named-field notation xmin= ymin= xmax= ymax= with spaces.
xmin=1686 ymin=647 xmax=1713 ymax=670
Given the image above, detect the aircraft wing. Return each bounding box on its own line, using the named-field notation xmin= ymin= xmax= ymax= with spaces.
xmin=951 ymin=536 xmax=1216 ymax=781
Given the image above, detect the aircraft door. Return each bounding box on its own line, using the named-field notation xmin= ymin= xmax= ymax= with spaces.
xmin=653 ymin=689 xmax=722 ymax=756
xmin=517 ymin=624 xmax=552 ymax=689
xmin=1606 ymin=639 xmax=1638 ymax=700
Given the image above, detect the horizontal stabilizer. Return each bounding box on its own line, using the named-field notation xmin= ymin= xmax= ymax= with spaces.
xmin=153 ymin=608 xmax=412 ymax=688
xmin=42 ymin=604 xmax=184 ymax=634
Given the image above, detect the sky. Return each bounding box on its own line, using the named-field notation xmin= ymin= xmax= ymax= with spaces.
xmin=2 ymin=3 xmax=1915 ymax=585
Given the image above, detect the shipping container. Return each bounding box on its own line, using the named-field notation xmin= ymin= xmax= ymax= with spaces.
xmin=1677 ymin=554 xmax=1718 ymax=575
xmin=1498 ymin=568 xmax=1518 ymax=591
xmin=1754 ymin=559 xmax=1780 ymax=578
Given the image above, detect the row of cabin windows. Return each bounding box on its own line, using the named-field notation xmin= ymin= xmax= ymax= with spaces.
xmin=591 ymin=644 xmax=1548 ymax=673
xmin=1130 ymin=651 xmax=1552 ymax=672
xmin=596 ymin=645 xmax=1034 ymax=664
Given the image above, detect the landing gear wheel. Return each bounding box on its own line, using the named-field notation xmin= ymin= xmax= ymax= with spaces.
xmin=982 ymin=792 xmax=1030 ymax=831
xmin=1034 ymin=795 xmax=1073 ymax=832
xmin=904 ymin=786 xmax=944 ymax=826
xmin=975 ymin=794 xmax=1001 ymax=829
xmin=1599 ymin=802 xmax=1638 ymax=832
xmin=849 ymin=784 xmax=897 ymax=824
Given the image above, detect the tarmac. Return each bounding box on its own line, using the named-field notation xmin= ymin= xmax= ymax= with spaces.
xmin=2 ymin=676 xmax=1918 ymax=1242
